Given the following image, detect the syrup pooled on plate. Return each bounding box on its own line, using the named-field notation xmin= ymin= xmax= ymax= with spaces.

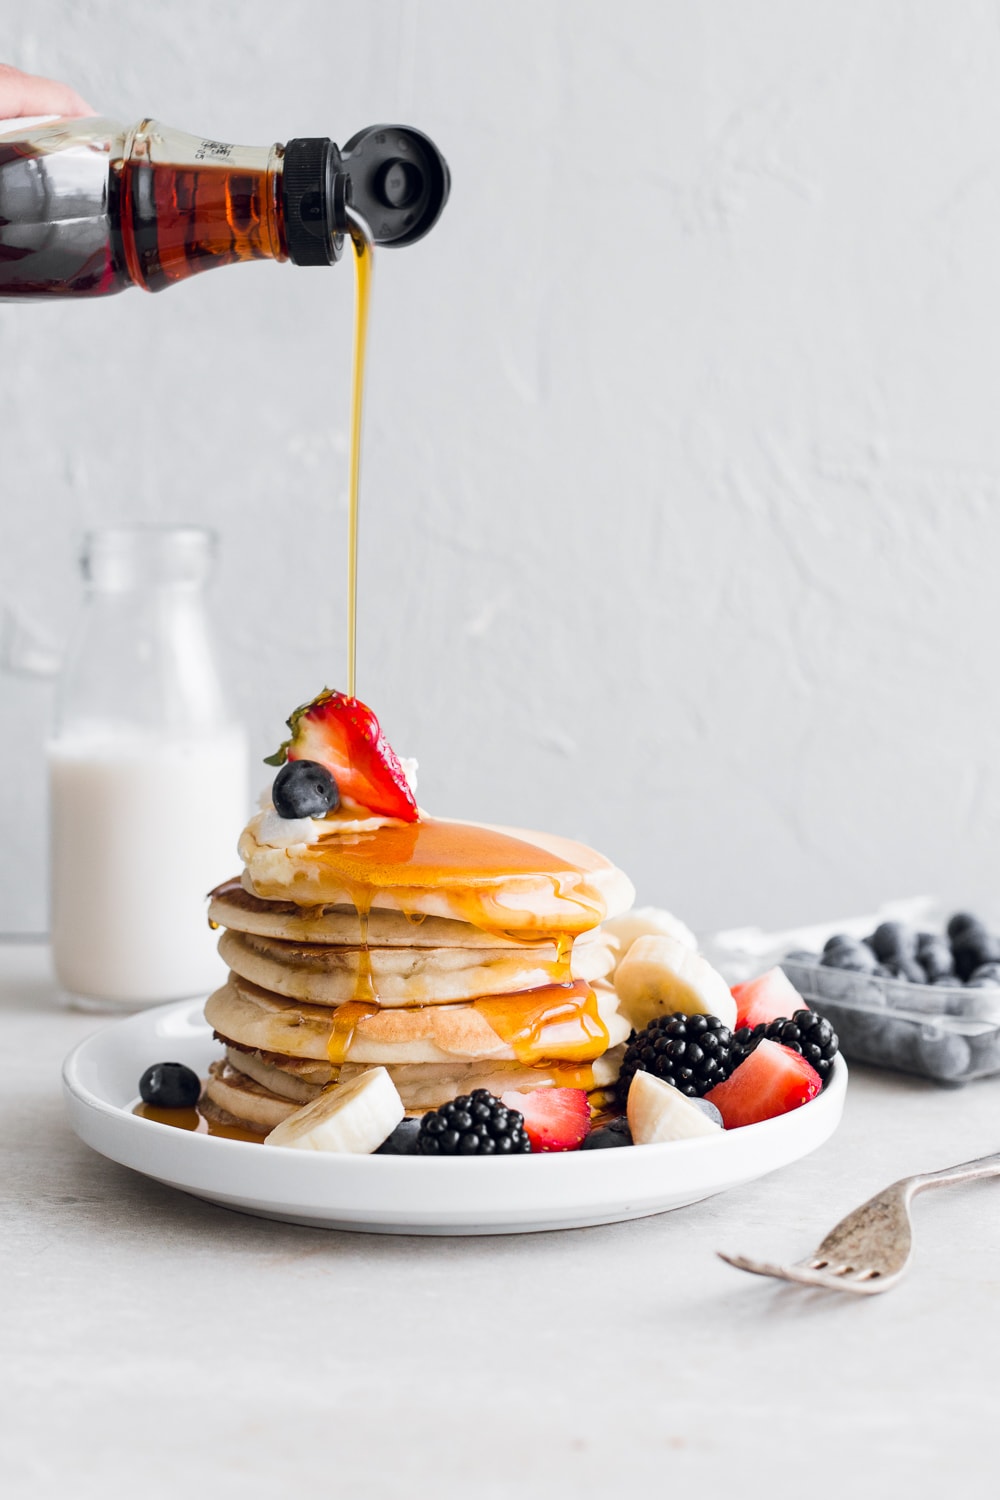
xmin=134 ymin=1102 xmax=265 ymax=1143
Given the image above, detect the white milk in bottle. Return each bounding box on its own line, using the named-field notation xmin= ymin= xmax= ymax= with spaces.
xmin=49 ymin=527 xmax=248 ymax=1009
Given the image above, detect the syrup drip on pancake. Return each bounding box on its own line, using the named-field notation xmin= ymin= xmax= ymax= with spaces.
xmin=305 ymin=818 xmax=607 ymax=943
xmin=472 ymin=981 xmax=608 ymax=1066
xmin=326 ymin=999 xmax=380 ymax=1067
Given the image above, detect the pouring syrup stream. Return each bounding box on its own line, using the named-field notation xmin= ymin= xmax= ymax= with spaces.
xmin=345 ymin=205 xmax=374 ymax=700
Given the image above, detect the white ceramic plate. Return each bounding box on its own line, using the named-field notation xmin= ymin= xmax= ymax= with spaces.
xmin=62 ymin=998 xmax=847 ymax=1235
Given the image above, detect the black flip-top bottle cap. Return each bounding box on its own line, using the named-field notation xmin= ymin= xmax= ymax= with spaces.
xmin=339 ymin=124 xmax=450 ymax=248
xmin=282 ymin=125 xmax=449 ymax=265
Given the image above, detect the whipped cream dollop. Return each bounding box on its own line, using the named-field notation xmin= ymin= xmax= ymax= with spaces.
xmin=252 ymin=757 xmax=420 ymax=849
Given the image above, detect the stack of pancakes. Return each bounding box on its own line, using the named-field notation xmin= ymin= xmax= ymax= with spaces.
xmin=202 ymin=814 xmax=636 ymax=1134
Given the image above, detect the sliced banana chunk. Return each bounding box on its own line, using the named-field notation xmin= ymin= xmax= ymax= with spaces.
xmin=613 ymin=933 xmax=737 ymax=1030
xmin=627 ymin=1070 xmax=723 ymax=1145
xmin=601 ymin=906 xmax=697 ymax=968
xmin=265 ymin=1066 xmax=404 ymax=1154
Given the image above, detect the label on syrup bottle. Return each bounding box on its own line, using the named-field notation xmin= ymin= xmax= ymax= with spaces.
xmin=194 ymin=138 xmax=235 ymax=162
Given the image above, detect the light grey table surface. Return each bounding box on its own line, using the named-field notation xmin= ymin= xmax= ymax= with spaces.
xmin=4 ymin=938 xmax=999 ymax=1500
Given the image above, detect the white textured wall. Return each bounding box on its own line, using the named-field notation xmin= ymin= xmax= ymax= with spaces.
xmin=4 ymin=0 xmax=1000 ymax=935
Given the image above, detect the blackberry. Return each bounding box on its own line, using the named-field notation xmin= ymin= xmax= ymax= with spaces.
xmin=731 ymin=1009 xmax=839 ymax=1087
xmin=416 ymin=1089 xmax=531 ymax=1156
xmin=616 ymin=1012 xmax=735 ymax=1103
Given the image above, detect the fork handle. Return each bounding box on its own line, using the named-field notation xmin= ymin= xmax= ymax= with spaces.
xmin=907 ymin=1150 xmax=1000 ymax=1194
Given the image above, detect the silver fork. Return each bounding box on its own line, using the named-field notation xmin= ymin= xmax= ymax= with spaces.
xmin=719 ymin=1150 xmax=1000 ymax=1295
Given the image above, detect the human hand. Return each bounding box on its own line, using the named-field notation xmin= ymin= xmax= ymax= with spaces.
xmin=0 ymin=63 xmax=92 ymax=120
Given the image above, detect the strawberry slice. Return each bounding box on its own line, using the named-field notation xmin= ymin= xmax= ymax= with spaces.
xmin=705 ymin=1039 xmax=821 ymax=1128
xmin=264 ymin=688 xmax=417 ymax=822
xmin=500 ymin=1088 xmax=591 ymax=1153
xmin=731 ymin=967 xmax=808 ymax=1030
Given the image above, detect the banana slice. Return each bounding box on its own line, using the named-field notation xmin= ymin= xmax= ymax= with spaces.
xmin=627 ymin=1069 xmax=723 ymax=1145
xmin=613 ymin=934 xmax=737 ymax=1030
xmin=601 ymin=907 xmax=697 ymax=969
xmin=265 ymin=1066 xmax=404 ymax=1153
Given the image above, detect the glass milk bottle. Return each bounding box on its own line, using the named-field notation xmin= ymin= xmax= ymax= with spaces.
xmin=48 ymin=526 xmax=248 ymax=1009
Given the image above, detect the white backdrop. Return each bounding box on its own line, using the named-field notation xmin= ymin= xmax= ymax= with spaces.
xmin=3 ymin=0 xmax=1000 ymax=935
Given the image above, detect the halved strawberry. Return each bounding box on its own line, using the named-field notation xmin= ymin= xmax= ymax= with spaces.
xmin=264 ymin=688 xmax=418 ymax=822
xmin=705 ymin=1039 xmax=821 ymax=1128
xmin=731 ymin=967 xmax=808 ymax=1030
xmin=500 ymin=1088 xmax=591 ymax=1153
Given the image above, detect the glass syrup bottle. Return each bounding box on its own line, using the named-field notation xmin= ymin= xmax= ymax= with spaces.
xmin=0 ymin=116 xmax=449 ymax=298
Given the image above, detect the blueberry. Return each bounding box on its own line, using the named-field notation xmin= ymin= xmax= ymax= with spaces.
xmin=933 ymin=974 xmax=962 ymax=986
xmin=139 ymin=1062 xmax=201 ymax=1109
xmin=882 ymin=959 xmax=926 ymax=984
xmin=967 ymin=963 xmax=1000 ymax=987
xmin=272 ymin=759 xmax=340 ymax=820
xmin=581 ymin=1118 xmax=633 ymax=1150
xmin=375 ymin=1118 xmax=422 ymax=1155
xmin=917 ymin=937 xmax=954 ymax=983
xmin=947 ymin=911 xmax=986 ymax=943
xmin=871 ymin=921 xmax=918 ymax=963
xmin=821 ymin=945 xmax=877 ymax=973
xmin=952 ymin=931 xmax=1000 ymax=981
xmin=823 ymin=933 xmax=865 ymax=955
xmin=783 ymin=949 xmax=819 ymax=964
xmin=691 ymin=1098 xmax=724 ymax=1127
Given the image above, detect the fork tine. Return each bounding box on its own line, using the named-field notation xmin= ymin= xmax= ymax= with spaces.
xmin=717 ymin=1251 xmax=897 ymax=1295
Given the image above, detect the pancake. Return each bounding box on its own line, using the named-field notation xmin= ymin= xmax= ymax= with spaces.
xmin=204 ymin=1059 xmax=301 ymax=1131
xmin=222 ymin=1044 xmax=324 ymax=1103
xmin=208 ymin=1047 xmax=627 ymax=1128
xmin=205 ymin=972 xmax=629 ymax=1066
xmin=238 ymin=817 xmax=635 ymax=941
xmin=217 ymin=927 xmax=616 ymax=1008
xmin=209 ymin=879 xmax=551 ymax=949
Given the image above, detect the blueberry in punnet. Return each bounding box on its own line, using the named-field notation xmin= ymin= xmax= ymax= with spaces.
xmin=882 ymin=959 xmax=926 ymax=984
xmin=953 ymin=929 xmax=1000 ymax=981
xmin=947 ymin=912 xmax=986 ymax=943
xmin=416 ymin=1089 xmax=531 ymax=1155
xmin=871 ymin=921 xmax=918 ymax=964
xmin=375 ymin=1118 xmax=422 ymax=1154
xmin=821 ymin=944 xmax=877 ymax=974
xmin=784 ymin=949 xmax=819 ymax=964
xmin=916 ymin=935 xmax=954 ymax=983
xmin=823 ymin=933 xmax=865 ymax=955
xmin=139 ymin=1062 xmax=201 ymax=1109
xmin=581 ymin=1117 xmax=633 ymax=1150
xmin=272 ymin=759 xmax=340 ymax=820
xmin=965 ymin=963 xmax=1000 ymax=988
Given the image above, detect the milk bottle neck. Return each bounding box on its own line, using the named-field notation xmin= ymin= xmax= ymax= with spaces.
xmin=54 ymin=526 xmax=235 ymax=742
